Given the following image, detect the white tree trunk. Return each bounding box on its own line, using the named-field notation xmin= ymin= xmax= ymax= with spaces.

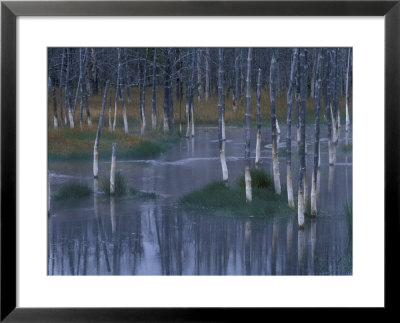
xmin=298 ymin=187 xmax=305 ymax=228
xmin=163 ymin=113 xmax=170 ymax=133
xmin=311 ymin=170 xmax=317 ymax=216
xmin=244 ymin=48 xmax=252 ymax=203
xmin=93 ymin=81 xmax=110 ymax=178
xmin=221 ymin=116 xmax=226 ymax=141
xmin=68 ymin=106 xmax=74 ymax=128
xmin=185 ymin=102 xmax=190 ymax=138
xmin=270 ymin=53 xmax=281 ymax=194
xmin=255 ymin=130 xmax=261 ymax=165
xmin=272 ymin=139 xmax=281 ymax=194
xmin=287 ymin=165 xmax=295 ymax=209
xmin=191 ymin=103 xmax=195 ymax=137
xmin=276 ymin=119 xmax=280 ymax=135
xmin=245 ymin=166 xmax=252 ymax=202
xmin=328 ymin=139 xmax=336 ymax=165
xmin=220 ymin=141 xmax=228 ymax=182
xmin=110 ymin=143 xmax=117 ymax=195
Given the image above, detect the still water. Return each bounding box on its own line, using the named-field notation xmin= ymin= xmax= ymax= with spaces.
xmin=48 ymin=126 xmax=352 ymax=275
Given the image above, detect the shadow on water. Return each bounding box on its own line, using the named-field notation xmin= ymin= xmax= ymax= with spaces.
xmin=48 ymin=126 xmax=352 ymax=275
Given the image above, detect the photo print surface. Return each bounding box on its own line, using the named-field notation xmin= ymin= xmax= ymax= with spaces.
xmin=47 ymin=47 xmax=352 ymax=275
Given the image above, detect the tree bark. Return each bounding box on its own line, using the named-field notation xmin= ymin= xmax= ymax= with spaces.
xmin=286 ymin=49 xmax=298 ymax=209
xmin=66 ymin=49 xmax=74 ymax=128
xmin=298 ymin=48 xmax=307 ymax=228
xmin=190 ymin=49 xmax=196 ymax=137
xmin=311 ymin=49 xmax=323 ymax=216
xmin=345 ymin=48 xmax=351 ymax=133
xmin=255 ymin=68 xmax=262 ymax=165
xmin=110 ymin=143 xmax=117 ymax=195
xmin=59 ymin=48 xmax=66 ymax=125
xmin=270 ymin=52 xmax=281 ymax=195
xmin=163 ymin=50 xmax=171 ymax=133
xmin=93 ymin=81 xmax=110 ymax=178
xmin=218 ymin=48 xmax=228 ymax=182
xmin=197 ymin=49 xmax=202 ymax=101
xmin=117 ymin=49 xmax=129 ymax=134
xmin=205 ymin=48 xmax=210 ymax=101
xmin=140 ymin=49 xmax=149 ymax=134
xmin=245 ymin=48 xmax=252 ymax=202
xmin=152 ymin=49 xmax=157 ymax=130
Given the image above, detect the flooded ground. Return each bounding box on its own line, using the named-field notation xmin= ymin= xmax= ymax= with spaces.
xmin=48 ymin=125 xmax=352 ymax=275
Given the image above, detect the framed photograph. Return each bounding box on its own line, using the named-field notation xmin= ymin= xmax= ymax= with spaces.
xmin=1 ymin=0 xmax=398 ymax=321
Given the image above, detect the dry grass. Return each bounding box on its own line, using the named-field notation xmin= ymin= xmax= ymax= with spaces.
xmin=49 ymin=86 xmax=352 ymax=129
xmin=48 ymin=86 xmax=351 ymax=160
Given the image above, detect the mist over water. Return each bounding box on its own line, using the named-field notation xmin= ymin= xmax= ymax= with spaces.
xmin=48 ymin=126 xmax=352 ymax=275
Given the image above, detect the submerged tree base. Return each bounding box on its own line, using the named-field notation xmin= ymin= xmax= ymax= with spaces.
xmin=179 ymin=168 xmax=295 ymax=217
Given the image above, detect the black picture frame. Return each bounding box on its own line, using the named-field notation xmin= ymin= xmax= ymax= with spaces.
xmin=1 ymin=1 xmax=399 ymax=321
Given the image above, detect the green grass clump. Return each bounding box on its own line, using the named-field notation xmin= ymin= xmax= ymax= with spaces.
xmin=180 ymin=169 xmax=294 ymax=218
xmin=129 ymin=188 xmax=158 ymax=199
xmin=237 ymin=168 xmax=272 ymax=190
xmin=101 ymin=172 xmax=127 ymax=196
xmin=53 ymin=182 xmax=92 ymax=201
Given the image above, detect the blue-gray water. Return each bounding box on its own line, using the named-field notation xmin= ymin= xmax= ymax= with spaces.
xmin=48 ymin=126 xmax=352 ymax=275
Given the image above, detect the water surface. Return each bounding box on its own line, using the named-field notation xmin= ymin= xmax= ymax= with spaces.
xmin=48 ymin=125 xmax=352 ymax=275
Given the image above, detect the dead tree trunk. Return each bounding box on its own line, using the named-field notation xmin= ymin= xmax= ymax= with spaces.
xmin=93 ymin=81 xmax=110 ymax=178
xmin=59 ymin=48 xmax=66 ymax=125
xmin=286 ymin=49 xmax=298 ymax=209
xmin=197 ymin=49 xmax=202 ymax=101
xmin=66 ymin=49 xmax=74 ymax=128
xmin=298 ymin=48 xmax=307 ymax=228
xmin=117 ymin=49 xmax=128 ymax=134
xmin=140 ymin=49 xmax=149 ymax=134
xmin=218 ymin=48 xmax=228 ymax=182
xmin=190 ymin=49 xmax=196 ymax=137
xmin=345 ymin=48 xmax=352 ymax=133
xmin=205 ymin=48 xmax=210 ymax=101
xmin=255 ymin=68 xmax=262 ymax=165
xmin=110 ymin=143 xmax=117 ymax=195
xmin=245 ymin=48 xmax=252 ymax=202
xmin=163 ymin=50 xmax=171 ymax=133
xmin=311 ymin=49 xmax=323 ymax=216
xmin=152 ymin=48 xmax=157 ymax=130
xmin=270 ymin=52 xmax=281 ymax=195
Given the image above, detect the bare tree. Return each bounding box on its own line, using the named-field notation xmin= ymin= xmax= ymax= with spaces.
xmin=311 ymin=49 xmax=323 ymax=216
xmin=270 ymin=52 xmax=281 ymax=194
xmin=218 ymin=48 xmax=228 ymax=182
xmin=345 ymin=48 xmax=352 ymax=133
xmin=286 ymin=49 xmax=298 ymax=209
xmin=255 ymin=68 xmax=262 ymax=165
xmin=93 ymin=81 xmax=110 ymax=178
xmin=298 ymin=48 xmax=307 ymax=228
xmin=245 ymin=48 xmax=252 ymax=202
xmin=152 ymin=48 xmax=158 ymax=130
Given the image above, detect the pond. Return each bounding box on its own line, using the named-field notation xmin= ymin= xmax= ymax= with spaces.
xmin=48 ymin=125 xmax=352 ymax=275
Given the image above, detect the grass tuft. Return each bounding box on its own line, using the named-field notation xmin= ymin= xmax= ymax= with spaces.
xmin=237 ymin=168 xmax=273 ymax=190
xmin=101 ymin=172 xmax=127 ymax=196
xmin=180 ymin=169 xmax=294 ymax=218
xmin=53 ymin=182 xmax=92 ymax=201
